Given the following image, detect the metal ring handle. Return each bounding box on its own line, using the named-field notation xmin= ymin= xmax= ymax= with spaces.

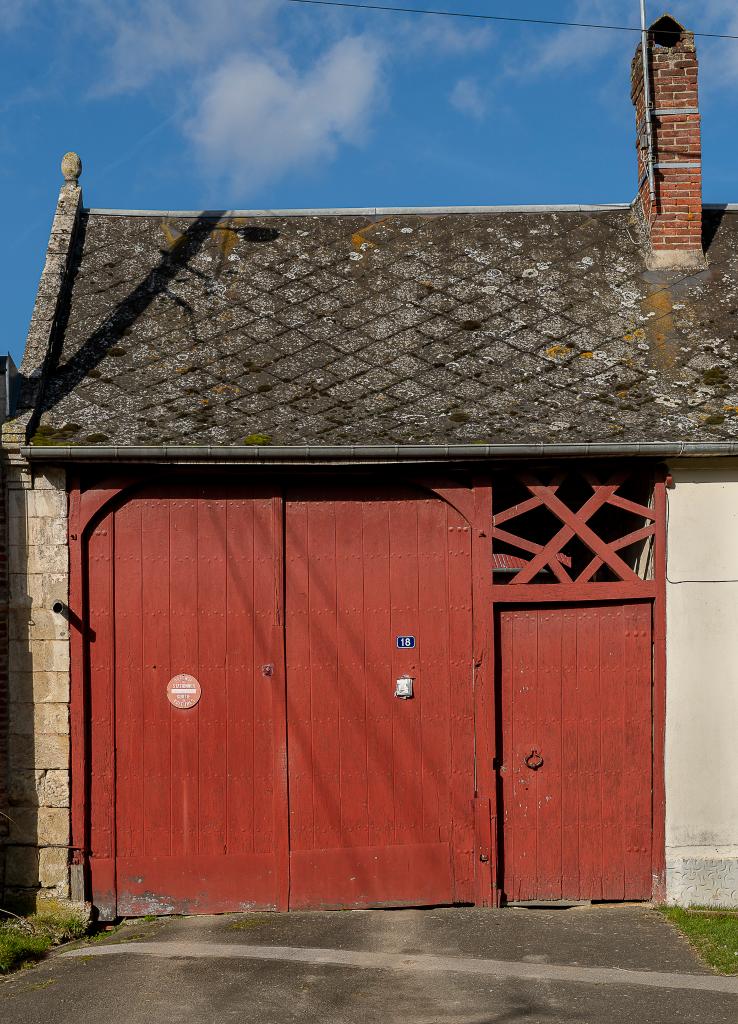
xmin=524 ymin=749 xmax=544 ymax=771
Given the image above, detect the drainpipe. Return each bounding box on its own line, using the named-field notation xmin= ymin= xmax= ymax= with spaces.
xmin=640 ymin=0 xmax=657 ymax=200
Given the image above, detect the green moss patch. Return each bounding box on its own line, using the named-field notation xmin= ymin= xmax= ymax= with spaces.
xmin=228 ymin=914 xmax=274 ymax=931
xmin=29 ymin=422 xmax=83 ymax=446
xmin=659 ymin=907 xmax=738 ymax=975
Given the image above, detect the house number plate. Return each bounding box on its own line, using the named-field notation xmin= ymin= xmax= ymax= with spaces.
xmin=167 ymin=673 xmax=201 ymax=709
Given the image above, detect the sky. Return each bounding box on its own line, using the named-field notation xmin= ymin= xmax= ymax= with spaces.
xmin=1 ymin=0 xmax=738 ymax=365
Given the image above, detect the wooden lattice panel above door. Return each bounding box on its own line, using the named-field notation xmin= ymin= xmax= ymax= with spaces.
xmin=491 ymin=468 xmax=663 ymax=601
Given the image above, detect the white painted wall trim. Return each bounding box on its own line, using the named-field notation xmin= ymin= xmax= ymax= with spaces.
xmin=664 ymin=459 xmax=738 ymax=907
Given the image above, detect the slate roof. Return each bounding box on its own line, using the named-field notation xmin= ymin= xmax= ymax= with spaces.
xmin=26 ymin=206 xmax=738 ymax=447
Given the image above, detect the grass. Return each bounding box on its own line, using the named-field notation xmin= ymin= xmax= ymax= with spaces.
xmin=0 ymin=902 xmax=89 ymax=974
xmin=660 ymin=907 xmax=738 ymax=975
xmin=87 ymin=923 xmax=124 ymax=942
xmin=0 ymin=930 xmax=53 ymax=973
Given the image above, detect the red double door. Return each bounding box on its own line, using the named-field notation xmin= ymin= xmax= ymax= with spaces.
xmin=86 ymin=482 xmax=481 ymax=915
xmin=84 ymin=482 xmax=654 ymax=916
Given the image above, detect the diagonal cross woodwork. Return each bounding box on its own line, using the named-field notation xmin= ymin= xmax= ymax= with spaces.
xmin=492 ymin=470 xmax=657 ymax=587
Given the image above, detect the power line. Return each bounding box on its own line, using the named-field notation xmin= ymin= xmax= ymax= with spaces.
xmin=283 ymin=0 xmax=738 ymax=42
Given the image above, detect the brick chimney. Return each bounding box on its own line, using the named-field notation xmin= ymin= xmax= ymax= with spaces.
xmin=631 ymin=14 xmax=704 ymax=268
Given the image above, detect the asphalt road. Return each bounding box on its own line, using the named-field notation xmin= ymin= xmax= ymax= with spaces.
xmin=2 ymin=905 xmax=737 ymax=1023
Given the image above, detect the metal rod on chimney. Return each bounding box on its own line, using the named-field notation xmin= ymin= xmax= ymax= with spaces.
xmin=640 ymin=0 xmax=656 ymax=200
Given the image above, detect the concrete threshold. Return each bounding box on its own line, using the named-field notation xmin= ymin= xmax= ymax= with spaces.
xmin=62 ymin=941 xmax=738 ymax=995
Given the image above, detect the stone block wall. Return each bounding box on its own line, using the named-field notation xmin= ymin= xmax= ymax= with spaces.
xmin=2 ymin=462 xmax=70 ymax=905
xmin=0 ymin=460 xmax=8 ymax=888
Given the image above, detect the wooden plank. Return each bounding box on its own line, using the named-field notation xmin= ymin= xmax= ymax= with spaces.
xmin=474 ymin=798 xmax=494 ymax=906
xmin=285 ymin=496 xmax=315 ymax=855
xmin=493 ymin=494 xmax=544 ymax=525
xmin=492 ymin=583 xmax=656 ymax=602
xmin=576 ymin=607 xmax=602 ymax=900
xmin=535 ymin=607 xmax=563 ymax=899
xmin=335 ymin=496 xmax=369 ymax=848
xmin=308 ymin=498 xmax=342 ymax=854
xmin=253 ymin=494 xmax=280 ymax=864
xmin=224 ymin=496 xmax=255 ymax=855
xmin=169 ymin=495 xmax=200 ymax=858
xmin=446 ymin=502 xmax=475 ymax=903
xmin=362 ymin=495 xmax=394 ymax=852
xmin=510 ymin=609 xmax=538 ymax=901
xmin=112 ymin=499 xmax=144 ymax=861
xmin=472 ymin=477 xmax=495 ymax=904
xmin=417 ymin=495 xmax=450 ymax=848
xmin=195 ymin=497 xmax=228 ymax=856
xmin=491 ymin=526 xmax=544 ymax=557
xmin=266 ymin=493 xmax=289 ymax=911
xmin=140 ymin=499 xmax=172 ymax=858
xmin=600 ymin=605 xmax=626 ymax=899
xmin=606 ymin=493 xmax=657 ymax=521
xmin=498 ymin=610 xmax=514 ymax=902
xmin=87 ymin=516 xmax=116 ymax=917
xmin=560 ymin=607 xmax=580 ymax=897
xmin=389 ymin=498 xmax=422 ymax=848
xmin=624 ymin=601 xmax=654 ymax=899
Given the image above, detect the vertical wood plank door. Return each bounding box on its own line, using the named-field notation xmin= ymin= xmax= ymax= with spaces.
xmin=498 ymin=603 xmax=652 ymax=903
xmin=90 ymin=484 xmax=287 ymax=916
xmin=284 ymin=483 xmax=477 ymax=909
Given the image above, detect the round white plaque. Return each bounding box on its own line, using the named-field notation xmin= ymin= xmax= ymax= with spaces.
xmin=166 ymin=673 xmax=201 ymax=709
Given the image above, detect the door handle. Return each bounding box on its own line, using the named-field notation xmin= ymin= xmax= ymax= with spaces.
xmin=524 ymin=749 xmax=544 ymax=771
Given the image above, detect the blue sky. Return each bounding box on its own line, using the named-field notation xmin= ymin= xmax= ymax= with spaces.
xmin=2 ymin=0 xmax=738 ymax=365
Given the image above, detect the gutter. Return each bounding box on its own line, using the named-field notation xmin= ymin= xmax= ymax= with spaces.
xmin=19 ymin=442 xmax=738 ymax=464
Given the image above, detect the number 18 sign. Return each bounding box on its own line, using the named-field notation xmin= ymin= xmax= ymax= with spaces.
xmin=396 ymin=635 xmax=416 ymax=649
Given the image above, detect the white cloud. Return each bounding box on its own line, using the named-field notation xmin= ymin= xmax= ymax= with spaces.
xmin=508 ymin=1 xmax=632 ymax=77
xmin=184 ymin=36 xmax=384 ymax=193
xmin=69 ymin=0 xmax=738 ymax=195
xmin=449 ymin=78 xmax=487 ymax=120
xmin=507 ymin=1 xmax=738 ymax=81
xmin=81 ymin=0 xmax=279 ymax=94
xmin=402 ymin=20 xmax=494 ymax=57
xmin=70 ymin=0 xmax=497 ymax=189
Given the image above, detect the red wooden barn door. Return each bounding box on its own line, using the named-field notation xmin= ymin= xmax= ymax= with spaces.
xmin=284 ymin=484 xmax=477 ymax=909
xmin=87 ymin=484 xmax=287 ymax=916
xmin=498 ymin=603 xmax=652 ymax=903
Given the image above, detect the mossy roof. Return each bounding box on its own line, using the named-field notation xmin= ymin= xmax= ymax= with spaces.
xmin=27 ymin=207 xmax=738 ymax=446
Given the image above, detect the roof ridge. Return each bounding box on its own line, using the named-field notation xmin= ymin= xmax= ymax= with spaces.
xmin=85 ymin=203 xmax=635 ymax=219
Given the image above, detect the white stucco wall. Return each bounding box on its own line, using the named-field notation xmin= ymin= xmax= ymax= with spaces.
xmin=665 ymin=459 xmax=738 ymax=907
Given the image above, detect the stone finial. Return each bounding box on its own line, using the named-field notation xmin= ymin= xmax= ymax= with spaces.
xmin=61 ymin=152 xmax=82 ymax=185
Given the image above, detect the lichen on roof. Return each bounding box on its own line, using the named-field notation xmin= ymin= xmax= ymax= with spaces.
xmin=27 ymin=207 xmax=738 ymax=446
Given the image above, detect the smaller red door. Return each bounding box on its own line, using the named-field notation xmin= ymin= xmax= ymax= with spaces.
xmin=498 ymin=603 xmax=652 ymax=902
